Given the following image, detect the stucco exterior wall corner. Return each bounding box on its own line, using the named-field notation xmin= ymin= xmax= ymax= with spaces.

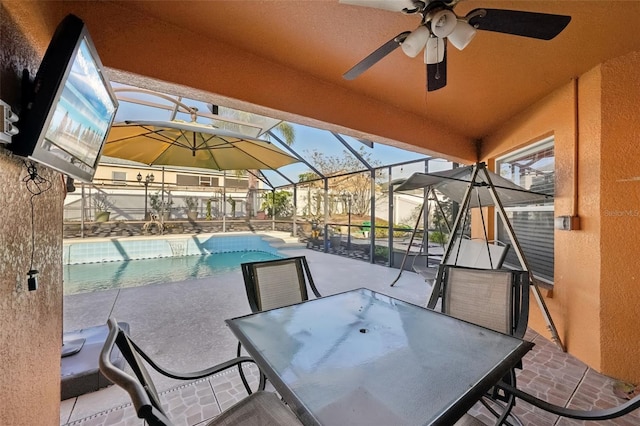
xmin=598 ymin=50 xmax=640 ymax=384
xmin=0 ymin=4 xmax=65 ymax=424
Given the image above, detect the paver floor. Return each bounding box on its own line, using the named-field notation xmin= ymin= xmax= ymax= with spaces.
xmin=60 ymin=248 xmax=638 ymax=425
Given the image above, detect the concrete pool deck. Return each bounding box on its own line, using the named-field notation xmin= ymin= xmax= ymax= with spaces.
xmin=60 ymin=247 xmax=639 ymax=426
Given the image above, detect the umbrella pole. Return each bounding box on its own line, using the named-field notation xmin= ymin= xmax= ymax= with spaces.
xmin=271 ymin=190 xmax=276 ymax=231
xmin=81 ymin=183 xmax=85 ymax=238
xmin=160 ymin=167 xmax=165 ymax=234
xmin=223 ymin=171 xmax=227 ymax=232
xmin=292 ymin=185 xmax=298 ymax=237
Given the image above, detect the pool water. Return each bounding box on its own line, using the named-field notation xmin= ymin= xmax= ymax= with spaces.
xmin=63 ymin=251 xmax=282 ymax=295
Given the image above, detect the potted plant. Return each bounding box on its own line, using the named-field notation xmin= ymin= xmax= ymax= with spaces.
xmin=184 ymin=196 xmax=198 ymax=220
xmin=93 ymin=193 xmax=112 ymax=222
xmin=149 ymin=191 xmax=173 ymax=220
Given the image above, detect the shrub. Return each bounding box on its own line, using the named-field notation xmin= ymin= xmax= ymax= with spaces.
xmin=429 ymin=231 xmax=448 ymax=245
xmin=93 ymin=193 xmax=112 ymax=212
xmin=374 ymin=246 xmax=389 ymax=259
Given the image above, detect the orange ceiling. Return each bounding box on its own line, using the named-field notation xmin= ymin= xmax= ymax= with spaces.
xmin=115 ymin=0 xmax=640 ymax=140
xmin=6 ymin=1 xmax=640 ymax=161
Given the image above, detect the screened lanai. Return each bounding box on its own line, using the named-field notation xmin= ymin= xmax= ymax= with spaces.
xmin=64 ymin=84 xmax=462 ymax=268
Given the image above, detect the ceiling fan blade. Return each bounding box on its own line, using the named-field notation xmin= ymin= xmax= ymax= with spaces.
xmin=339 ymin=0 xmax=418 ymax=13
xmin=467 ymin=8 xmax=571 ymax=40
xmin=427 ymin=43 xmax=447 ymax=92
xmin=343 ymin=31 xmax=410 ymax=80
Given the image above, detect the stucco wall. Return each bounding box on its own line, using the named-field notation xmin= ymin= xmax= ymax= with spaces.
xmin=0 ymin=5 xmax=64 ymax=424
xmin=599 ymin=51 xmax=640 ymax=381
xmin=483 ymin=52 xmax=640 ymax=383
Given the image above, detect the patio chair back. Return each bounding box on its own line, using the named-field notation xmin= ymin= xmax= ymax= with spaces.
xmin=440 ymin=265 xmax=530 ymax=338
xmin=99 ymin=318 xmax=177 ymax=425
xmin=241 ymin=256 xmax=321 ymax=312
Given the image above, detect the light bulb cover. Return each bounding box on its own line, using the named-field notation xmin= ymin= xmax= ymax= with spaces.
xmin=401 ymin=25 xmax=430 ymax=58
xmin=424 ymin=36 xmax=445 ymax=64
xmin=431 ymin=9 xmax=457 ymax=38
xmin=448 ymin=20 xmax=476 ymax=50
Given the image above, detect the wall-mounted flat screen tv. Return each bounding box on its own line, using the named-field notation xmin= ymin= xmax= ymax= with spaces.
xmin=12 ymin=14 xmax=118 ymax=182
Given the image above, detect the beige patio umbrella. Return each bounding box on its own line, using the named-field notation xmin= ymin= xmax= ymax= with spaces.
xmin=103 ymin=120 xmax=299 ymax=170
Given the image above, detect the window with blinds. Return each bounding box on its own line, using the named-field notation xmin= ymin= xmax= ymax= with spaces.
xmin=496 ymin=138 xmax=555 ymax=284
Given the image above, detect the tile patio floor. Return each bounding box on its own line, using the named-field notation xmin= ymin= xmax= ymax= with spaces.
xmin=60 ymin=247 xmax=638 ymax=426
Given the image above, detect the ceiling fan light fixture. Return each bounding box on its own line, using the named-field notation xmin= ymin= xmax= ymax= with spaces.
xmin=400 ymin=25 xmax=430 ymax=58
xmin=448 ymin=20 xmax=476 ymax=50
xmin=431 ymin=9 xmax=457 ymax=38
xmin=424 ymin=36 xmax=445 ymax=64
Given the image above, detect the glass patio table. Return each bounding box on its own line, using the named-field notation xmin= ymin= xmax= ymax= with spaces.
xmin=226 ymin=288 xmax=533 ymax=425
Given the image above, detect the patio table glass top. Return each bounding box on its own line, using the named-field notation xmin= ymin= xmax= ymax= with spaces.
xmin=226 ymin=288 xmax=533 ymax=425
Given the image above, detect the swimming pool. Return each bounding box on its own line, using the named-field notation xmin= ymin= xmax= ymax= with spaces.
xmin=63 ymin=233 xmax=287 ymax=265
xmin=63 ymin=250 xmax=282 ymax=295
xmin=62 ymin=232 xmax=296 ymax=295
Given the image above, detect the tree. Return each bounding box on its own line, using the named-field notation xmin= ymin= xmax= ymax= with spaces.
xmin=301 ymin=147 xmax=381 ymax=216
xmin=208 ymin=107 xmax=296 ymax=217
xmin=227 ymin=196 xmax=237 ymax=217
xmin=260 ymin=190 xmax=293 ymax=218
xmin=299 ymin=172 xmax=322 ymax=217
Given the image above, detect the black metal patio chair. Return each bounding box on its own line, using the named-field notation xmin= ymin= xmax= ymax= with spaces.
xmin=237 ymin=256 xmax=322 ymax=387
xmin=240 ymin=255 xmax=321 ymax=313
xmin=99 ymin=317 xmax=302 ymax=426
xmin=429 ymin=265 xmax=530 ymax=426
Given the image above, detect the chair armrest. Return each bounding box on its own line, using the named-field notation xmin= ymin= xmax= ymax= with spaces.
xmin=104 ymin=318 xmax=260 ymax=395
xmin=497 ymin=382 xmax=640 ymax=420
xmin=129 ymin=337 xmax=256 ymax=381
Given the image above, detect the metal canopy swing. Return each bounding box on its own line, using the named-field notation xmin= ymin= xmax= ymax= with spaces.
xmin=390 ymin=162 xmax=564 ymax=351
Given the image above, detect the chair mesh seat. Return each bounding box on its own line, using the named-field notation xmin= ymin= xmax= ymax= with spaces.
xmin=453 ymin=413 xmax=488 ymax=426
xmin=209 ymin=391 xmax=302 ymax=426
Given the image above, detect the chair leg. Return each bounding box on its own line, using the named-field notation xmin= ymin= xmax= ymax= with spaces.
xmin=237 ymin=341 xmax=267 ymax=393
xmin=480 ymin=369 xmax=523 ymax=426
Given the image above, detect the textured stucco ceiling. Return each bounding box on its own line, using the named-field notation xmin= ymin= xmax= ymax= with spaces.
xmin=5 ymin=1 xmax=640 ymax=162
xmin=115 ymin=0 xmax=640 ymax=139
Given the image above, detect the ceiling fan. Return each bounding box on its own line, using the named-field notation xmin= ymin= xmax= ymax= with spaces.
xmin=341 ymin=0 xmax=571 ymax=91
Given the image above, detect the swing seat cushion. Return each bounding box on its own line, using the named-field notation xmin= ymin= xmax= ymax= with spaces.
xmin=447 ymin=238 xmax=510 ymax=269
xmin=412 ymin=238 xmax=510 ymax=281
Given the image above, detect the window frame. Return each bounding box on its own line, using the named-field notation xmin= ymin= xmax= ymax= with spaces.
xmin=495 ymin=137 xmax=555 ymax=284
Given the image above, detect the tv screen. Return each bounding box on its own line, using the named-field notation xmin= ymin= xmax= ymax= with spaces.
xmin=13 ymin=14 xmax=118 ymax=182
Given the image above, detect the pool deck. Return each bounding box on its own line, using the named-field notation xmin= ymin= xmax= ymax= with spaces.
xmin=61 ymin=244 xmax=639 ymax=426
